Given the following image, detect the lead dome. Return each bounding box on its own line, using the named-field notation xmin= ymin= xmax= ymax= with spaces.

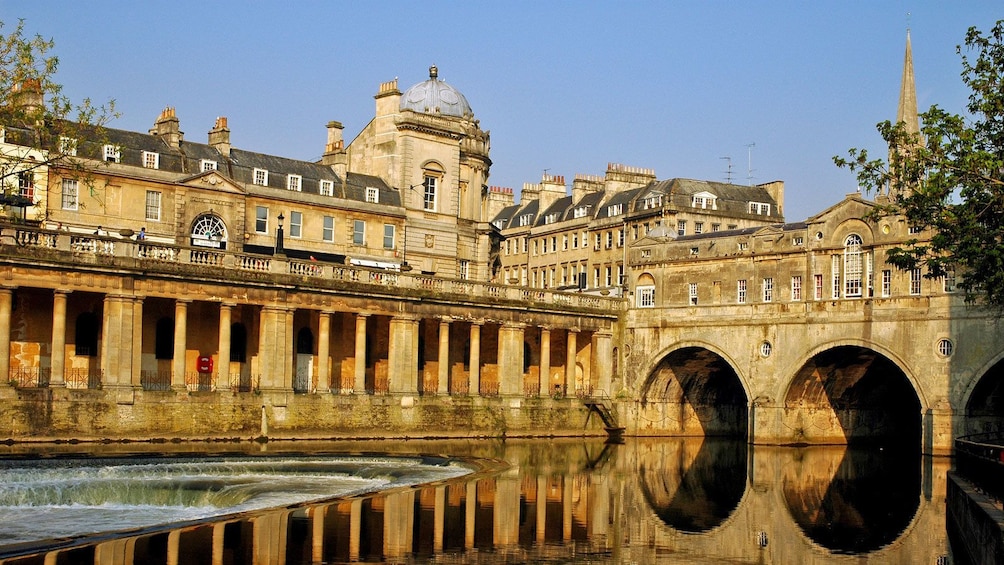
xmin=400 ymin=65 xmax=473 ymax=118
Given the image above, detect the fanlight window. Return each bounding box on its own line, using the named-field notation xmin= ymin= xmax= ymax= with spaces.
xmin=192 ymin=215 xmax=227 ymax=241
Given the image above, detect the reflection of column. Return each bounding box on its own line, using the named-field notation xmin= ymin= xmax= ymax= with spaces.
xmin=437 ymin=319 xmax=450 ymax=394
xmin=465 ymin=481 xmax=476 ymax=549
xmin=349 ymin=499 xmax=362 ymax=560
xmin=354 ymin=314 xmax=368 ymax=393
xmin=0 ymin=288 xmax=11 ymax=384
xmin=172 ymin=299 xmax=189 ymax=389
xmin=494 ymin=473 xmax=520 ymax=546
xmin=536 ymin=475 xmax=547 ymax=543
xmin=212 ymin=522 xmax=225 ymax=565
xmin=167 ymin=529 xmax=181 ymax=565
xmin=317 ymin=311 xmax=331 ymax=393
xmin=434 ymin=485 xmax=446 ymax=551
xmin=562 ymin=476 xmax=572 ymax=541
xmin=565 ymin=329 xmax=578 ymax=394
xmin=50 ymin=290 xmax=68 ymax=387
xmin=388 ymin=316 xmax=419 ymax=394
xmin=384 ymin=490 xmax=415 ymax=559
xmin=469 ymin=323 xmax=481 ymax=396
xmin=590 ymin=475 xmax=610 ymax=538
xmin=594 ymin=330 xmax=612 ymax=395
xmin=218 ymin=303 xmax=232 ymax=389
xmin=311 ymin=506 xmax=325 ymax=563
xmin=539 ymin=327 xmax=550 ymax=397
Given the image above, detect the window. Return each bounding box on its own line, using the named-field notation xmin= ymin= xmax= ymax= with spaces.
xmin=287 ymin=174 xmax=302 ymax=192
xmin=694 ymin=222 xmax=704 ymax=234
xmin=289 ymin=211 xmax=302 ymax=238
xmin=690 ymin=247 xmax=699 ymax=256
xmin=749 ymin=202 xmax=771 ymax=215
xmin=711 ymin=223 xmax=721 ymax=232
xmin=594 ymin=233 xmax=601 ymax=250
xmin=544 ymin=213 xmax=558 ymax=224
xmin=908 ymin=225 xmax=922 ymax=235
xmin=943 ymin=270 xmax=956 ymax=293
xmin=594 ymin=268 xmax=600 ymax=288
xmin=938 ymin=339 xmax=954 ymax=357
xmin=255 ymin=206 xmax=268 ymax=233
xmin=145 ymin=191 xmax=162 ymax=221
xmin=677 ymin=220 xmax=686 ymax=236
xmin=542 ymin=238 xmax=549 ymax=253
xmin=201 ymin=159 xmax=217 ymax=172
xmin=643 ymin=195 xmax=663 ymax=209
xmin=572 ymin=233 xmax=578 ymax=248
xmin=882 ymin=269 xmax=892 ymax=297
xmin=844 ymin=234 xmax=863 ymax=297
xmin=103 ymin=144 xmax=120 ymax=163
xmin=322 ymin=216 xmax=334 ymax=242
xmin=59 ymin=136 xmax=77 ymax=156
xmin=637 ymin=286 xmax=655 ymax=307
xmin=562 ymin=235 xmax=568 ymax=250
xmin=688 ymin=283 xmax=698 ymax=305
xmin=605 ymin=266 xmax=612 ymax=287
xmin=692 ymin=193 xmax=717 ymax=209
xmin=814 ymin=274 xmax=823 ymax=300
xmin=459 ymin=260 xmax=470 ymax=280
xmin=253 ymin=168 xmax=269 ymax=186
xmin=760 ymin=341 xmax=773 ymax=357
xmin=423 ymin=175 xmax=438 ymax=211
xmin=910 ymin=268 xmax=922 ymax=295
xmin=353 ymin=220 xmax=365 ymax=245
xmin=61 ymin=179 xmax=78 ymax=210
xmin=792 ymin=236 xmax=804 ymax=246
xmin=573 ymin=206 xmax=589 ymax=218
xmin=737 ymin=280 xmax=747 ymax=304
xmin=618 ymin=229 xmax=625 ymax=247
xmin=142 ymin=151 xmax=160 ymax=169
xmin=738 ymin=241 xmax=748 ymax=251
xmin=607 ymin=203 xmax=623 ymax=216
xmin=366 ymin=187 xmax=379 ymax=203
xmin=832 ymin=255 xmax=841 ymax=298
xmin=791 ymin=275 xmax=802 ymax=301
xmin=518 ymin=214 xmax=531 ymax=227
xmin=762 ymin=277 xmax=773 ymax=302
xmin=319 ymin=180 xmax=334 ymax=196
xmin=17 ymin=171 xmax=33 ymax=200
xmin=383 ymin=224 xmax=395 ymax=249
xmin=605 ymin=232 xmax=613 ymax=249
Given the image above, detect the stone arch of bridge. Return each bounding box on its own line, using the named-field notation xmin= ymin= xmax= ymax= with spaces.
xmin=958 ymin=349 xmax=1004 ymax=435
xmin=780 ymin=339 xmax=923 ymax=447
xmin=637 ymin=340 xmax=751 ymax=401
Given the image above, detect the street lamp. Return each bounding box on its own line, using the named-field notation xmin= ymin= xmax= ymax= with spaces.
xmin=275 ymin=212 xmax=285 ymax=255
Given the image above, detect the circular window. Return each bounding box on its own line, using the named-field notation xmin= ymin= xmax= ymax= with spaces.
xmin=815 ymin=231 xmax=823 ymax=240
xmin=760 ymin=341 xmax=772 ymax=357
xmin=937 ymin=339 xmax=953 ymax=357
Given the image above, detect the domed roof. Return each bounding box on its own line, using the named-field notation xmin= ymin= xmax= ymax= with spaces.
xmin=400 ymin=66 xmax=473 ymax=118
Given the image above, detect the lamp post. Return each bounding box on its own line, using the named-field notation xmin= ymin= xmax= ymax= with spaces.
xmin=275 ymin=212 xmax=285 ymax=256
xmin=400 ymin=224 xmax=412 ymax=271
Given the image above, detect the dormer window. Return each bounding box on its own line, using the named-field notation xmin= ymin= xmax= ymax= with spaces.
xmin=59 ymin=136 xmax=77 ymax=156
xmin=103 ymin=144 xmax=121 ymax=163
xmin=748 ymin=202 xmax=771 ymax=216
xmin=320 ymin=180 xmax=334 ymax=196
xmin=492 ymin=219 xmax=505 ymax=229
xmin=692 ymin=192 xmax=718 ymax=209
xmin=366 ymin=187 xmax=379 ymax=203
xmin=253 ymin=168 xmax=268 ymax=186
xmin=518 ymin=214 xmax=532 ymax=227
xmin=201 ymin=159 xmax=218 ymax=172
xmin=142 ymin=151 xmax=159 ymax=169
xmin=287 ymin=174 xmax=302 ymax=192
xmin=642 ymin=195 xmax=663 ymax=209
xmin=573 ymin=206 xmax=590 ymax=218
xmin=544 ymin=213 xmax=558 ymax=225
xmin=607 ymin=203 xmax=623 ymax=216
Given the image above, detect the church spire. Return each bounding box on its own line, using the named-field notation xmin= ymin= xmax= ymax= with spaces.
xmin=896 ymin=29 xmax=920 ymax=135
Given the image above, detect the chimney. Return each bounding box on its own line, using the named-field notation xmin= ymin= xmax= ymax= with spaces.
xmin=758 ymin=180 xmax=785 ymax=219
xmin=149 ymin=107 xmax=183 ymax=149
xmin=11 ymin=79 xmax=44 ymax=121
xmin=572 ymin=174 xmax=604 ymax=204
xmin=604 ymin=162 xmax=656 ymax=194
xmin=208 ymin=116 xmax=230 ymax=157
xmin=375 ymin=78 xmax=401 ymax=117
xmin=321 ymin=120 xmax=348 ymax=177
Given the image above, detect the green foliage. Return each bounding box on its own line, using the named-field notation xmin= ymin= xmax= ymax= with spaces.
xmin=0 ymin=19 xmax=117 ymax=205
xmin=835 ymin=21 xmax=1004 ymax=308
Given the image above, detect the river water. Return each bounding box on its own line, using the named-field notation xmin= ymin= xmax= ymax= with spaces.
xmin=0 ymin=438 xmax=955 ymax=564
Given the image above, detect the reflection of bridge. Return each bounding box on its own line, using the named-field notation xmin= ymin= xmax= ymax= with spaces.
xmin=0 ymin=439 xmax=951 ymax=563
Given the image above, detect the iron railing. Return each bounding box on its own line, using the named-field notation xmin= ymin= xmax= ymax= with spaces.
xmin=954 ymin=432 xmax=1004 ymax=504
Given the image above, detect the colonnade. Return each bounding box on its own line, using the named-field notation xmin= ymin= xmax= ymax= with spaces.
xmin=1 ymin=286 xmax=614 ymax=398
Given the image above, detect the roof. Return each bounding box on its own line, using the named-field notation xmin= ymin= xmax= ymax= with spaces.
xmin=400 ymin=66 xmax=473 ymax=119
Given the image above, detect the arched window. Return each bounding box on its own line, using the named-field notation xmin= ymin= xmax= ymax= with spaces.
xmin=155 ymin=317 xmax=174 ymax=359
xmin=191 ymin=214 xmax=228 ymax=248
xmin=636 ymin=273 xmax=656 ymax=308
xmin=75 ymin=312 xmax=99 ymax=356
xmin=420 ymin=162 xmax=445 ymax=212
xmin=844 ymin=234 xmax=863 ymax=297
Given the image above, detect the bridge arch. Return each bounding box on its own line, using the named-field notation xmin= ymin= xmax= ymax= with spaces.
xmin=780 ymin=340 xmax=922 ymax=447
xmin=959 ymin=349 xmax=1004 ymax=434
xmin=637 ymin=341 xmax=750 ymax=438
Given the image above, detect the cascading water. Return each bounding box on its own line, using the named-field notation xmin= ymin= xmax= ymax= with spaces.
xmin=0 ymin=455 xmax=471 ymax=547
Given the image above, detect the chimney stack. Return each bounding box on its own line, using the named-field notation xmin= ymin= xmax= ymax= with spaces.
xmin=149 ymin=107 xmax=183 ymax=149
xmin=321 ymin=120 xmax=348 ymax=178
xmin=208 ymin=116 xmax=230 ymax=157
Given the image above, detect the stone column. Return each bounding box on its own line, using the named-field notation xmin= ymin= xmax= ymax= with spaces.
xmin=594 ymin=330 xmax=612 ymax=395
xmin=437 ymin=318 xmax=450 ymax=394
xmin=0 ymin=288 xmax=11 ymax=385
xmin=101 ymin=294 xmax=136 ymax=387
xmin=258 ymin=306 xmax=291 ymax=391
xmin=565 ymin=328 xmax=578 ymax=395
xmin=497 ymin=323 xmax=525 ymax=396
xmin=50 ymin=290 xmax=69 ymax=387
xmin=353 ymin=314 xmax=369 ymax=393
xmin=131 ymin=297 xmax=144 ymax=387
xmin=171 ymin=299 xmax=190 ymax=389
xmin=539 ymin=327 xmax=550 ymax=397
xmin=317 ymin=311 xmax=332 ymax=394
xmin=217 ymin=303 xmax=232 ymax=390
xmin=469 ymin=322 xmax=481 ymax=396
xmin=388 ymin=316 xmax=419 ymax=394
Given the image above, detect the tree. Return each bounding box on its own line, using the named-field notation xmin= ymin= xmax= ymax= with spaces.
xmin=835 ymin=20 xmax=1004 ymax=308
xmin=0 ymin=18 xmax=117 ymax=219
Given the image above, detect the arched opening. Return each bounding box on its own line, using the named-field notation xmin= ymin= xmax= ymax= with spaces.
xmin=784 ymin=345 xmax=921 ymax=447
xmin=154 ymin=317 xmax=174 ymax=359
xmin=74 ymin=312 xmax=100 ymax=356
xmin=190 ymin=213 xmax=228 ymax=249
xmin=638 ymin=438 xmax=747 ymax=532
xmin=639 ymin=347 xmax=748 ymax=437
xmin=965 ymin=358 xmax=1004 ymax=434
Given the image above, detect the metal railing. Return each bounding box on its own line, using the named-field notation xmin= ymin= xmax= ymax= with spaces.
xmin=955 ymin=432 xmax=1004 ymax=504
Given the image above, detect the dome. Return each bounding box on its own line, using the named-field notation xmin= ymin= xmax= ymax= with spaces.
xmin=400 ymin=65 xmax=473 ymax=118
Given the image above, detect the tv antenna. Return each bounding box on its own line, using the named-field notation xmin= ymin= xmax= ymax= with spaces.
xmin=746 ymin=142 xmax=756 ymax=185
xmin=720 ymin=156 xmax=732 ymax=184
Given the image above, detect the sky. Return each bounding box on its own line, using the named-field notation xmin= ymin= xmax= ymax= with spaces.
xmin=4 ymin=1 xmax=1001 ymax=222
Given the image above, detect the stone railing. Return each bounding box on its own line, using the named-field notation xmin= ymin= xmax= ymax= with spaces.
xmin=2 ymin=224 xmax=623 ymax=314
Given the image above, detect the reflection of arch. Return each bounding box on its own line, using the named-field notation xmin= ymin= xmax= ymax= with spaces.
xmin=638 ymin=438 xmax=747 ymax=532
xmin=75 ymin=312 xmax=100 ymax=356
xmin=296 ymin=328 xmax=313 ymax=354
xmin=154 ymin=317 xmax=174 ymax=359
xmin=230 ymin=323 xmax=247 ymax=362
xmin=783 ymin=446 xmax=921 ymax=554
xmin=784 ymin=345 xmax=921 ymax=446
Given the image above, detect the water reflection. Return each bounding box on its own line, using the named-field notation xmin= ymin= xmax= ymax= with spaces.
xmin=0 ymin=438 xmax=952 ymax=564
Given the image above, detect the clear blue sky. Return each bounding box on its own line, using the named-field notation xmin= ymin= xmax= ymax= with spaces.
xmin=5 ymin=1 xmax=1001 ymax=221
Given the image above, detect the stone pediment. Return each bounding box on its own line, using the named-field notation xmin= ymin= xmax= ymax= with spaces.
xmin=806 ymin=194 xmax=878 ymax=226
xmin=178 ymin=170 xmax=246 ymax=194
